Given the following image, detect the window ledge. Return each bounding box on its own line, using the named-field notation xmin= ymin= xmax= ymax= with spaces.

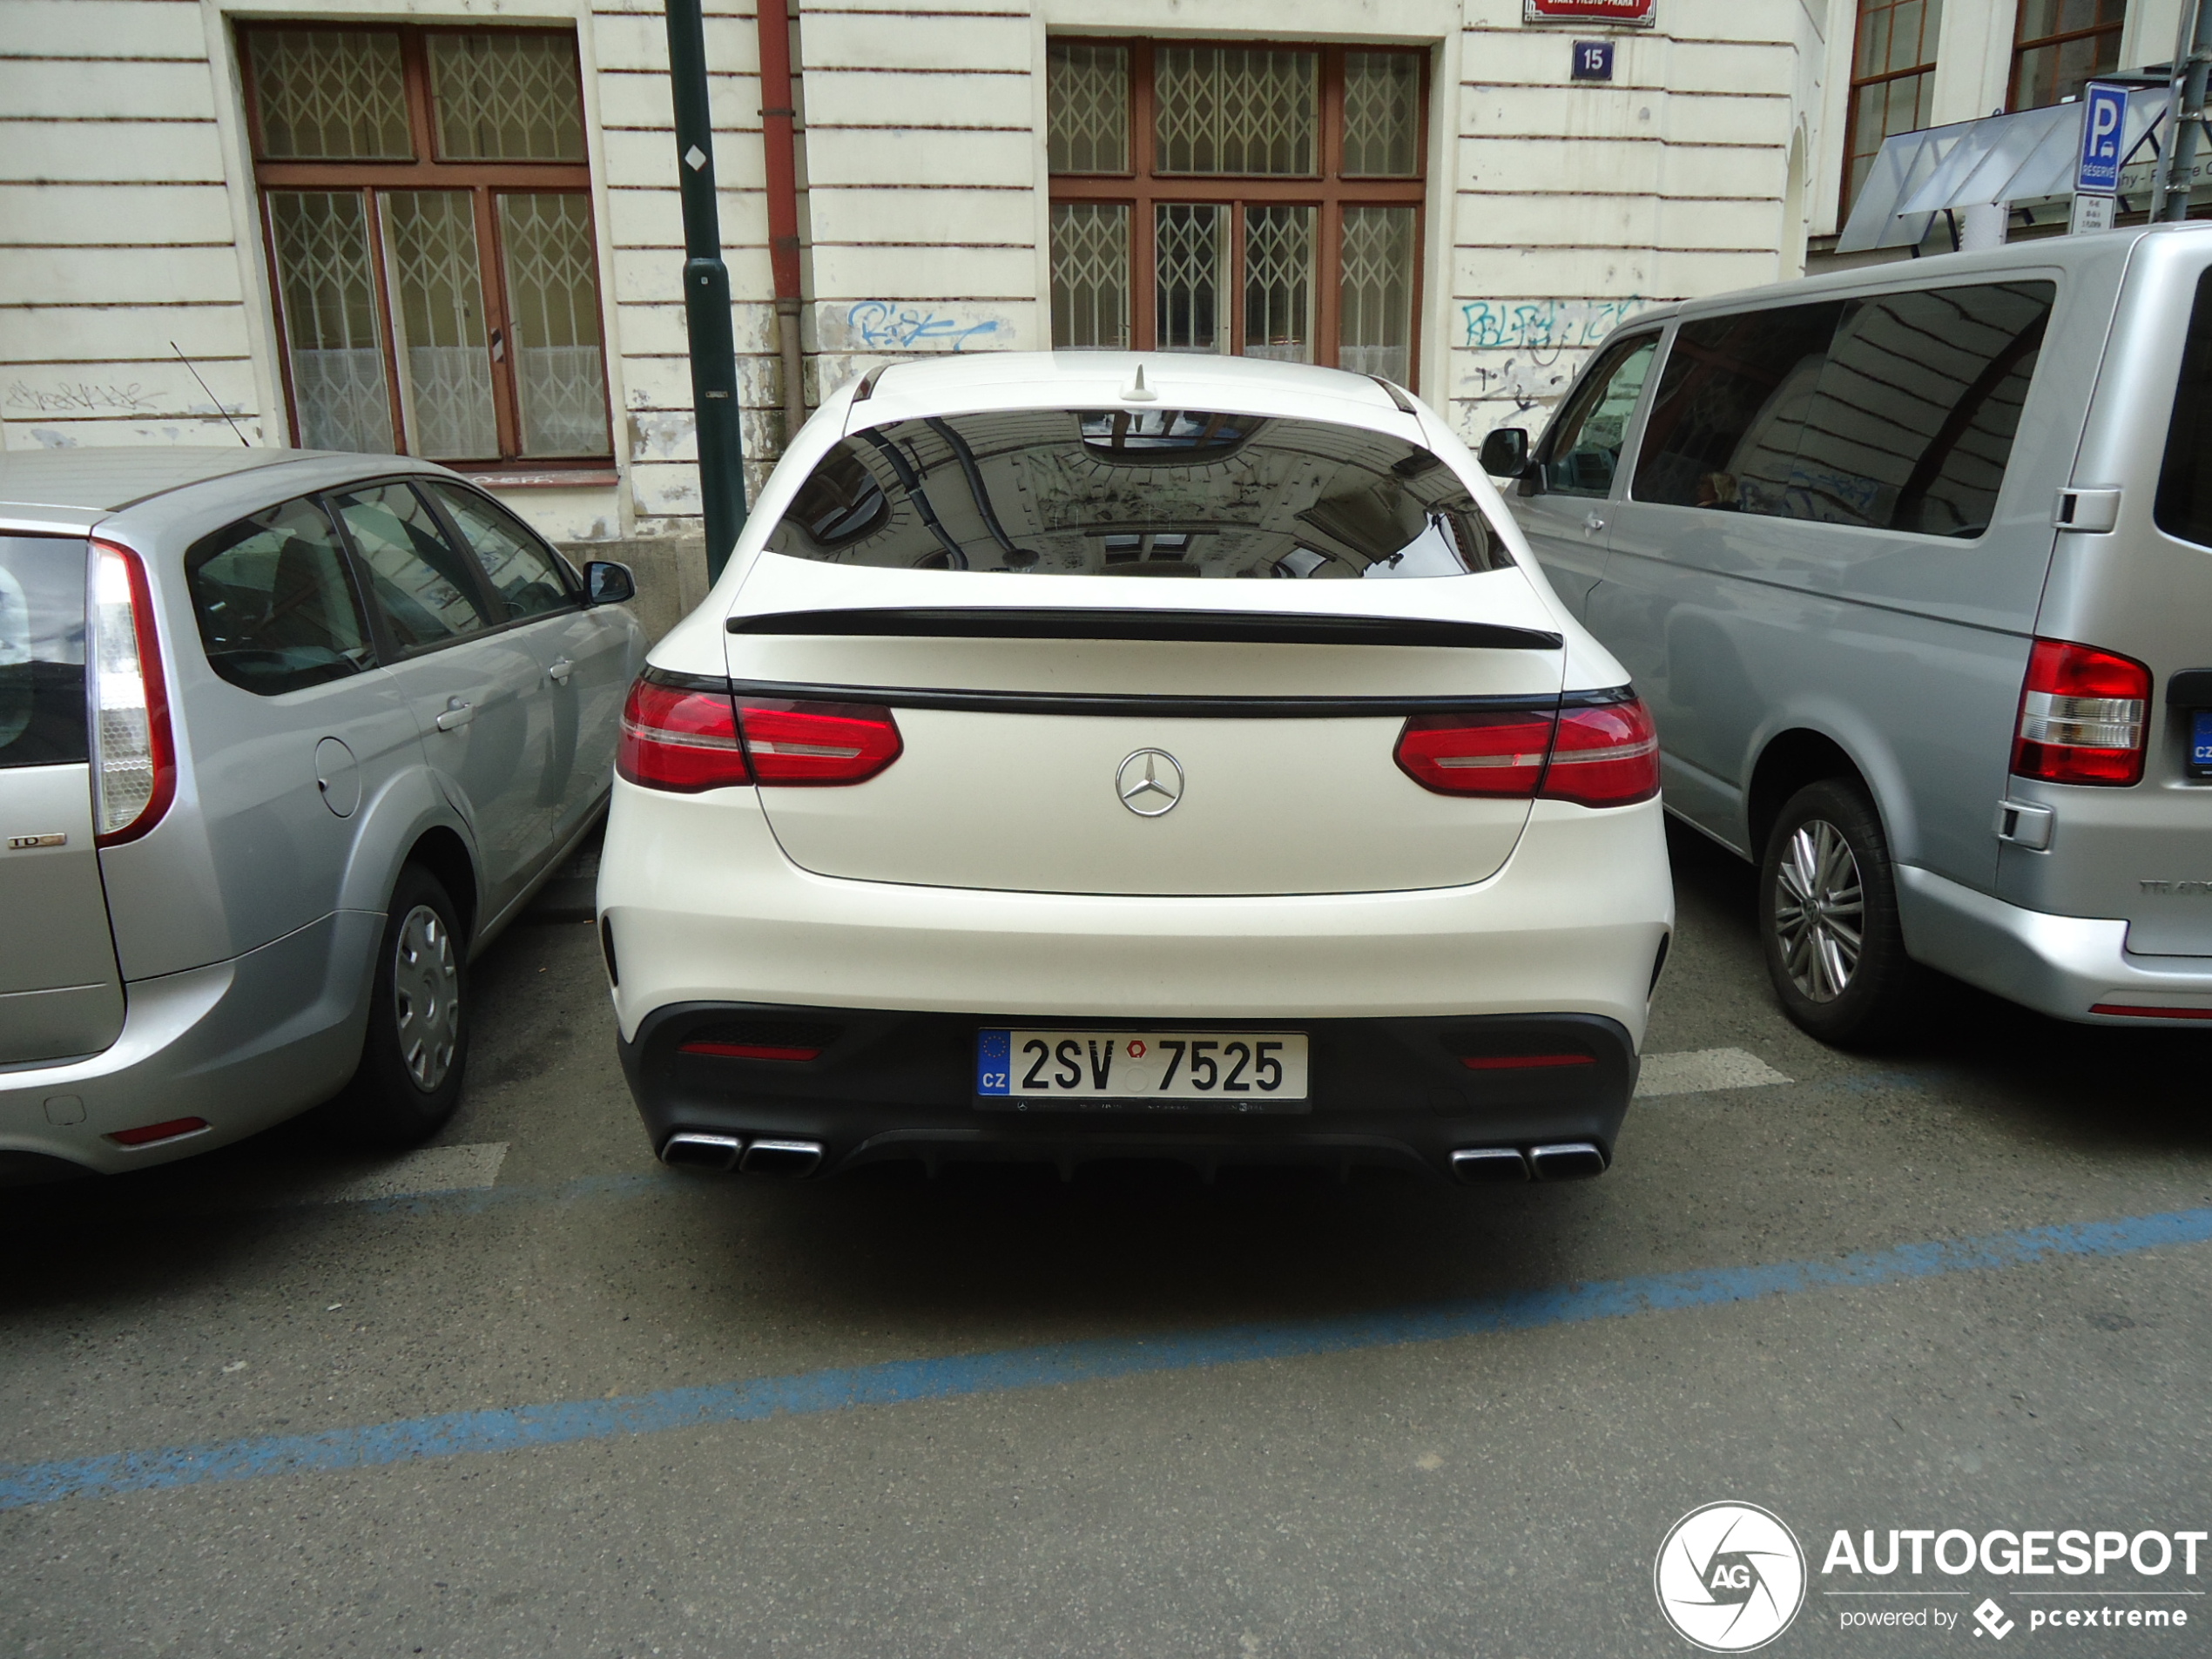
xmin=458 ymin=466 xmax=621 ymax=489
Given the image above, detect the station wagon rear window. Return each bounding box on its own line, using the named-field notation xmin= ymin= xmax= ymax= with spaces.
xmin=0 ymin=536 xmax=87 ymax=771
xmin=765 ymin=410 xmax=1506 ymax=578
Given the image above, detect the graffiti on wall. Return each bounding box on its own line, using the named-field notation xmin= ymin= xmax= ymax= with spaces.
xmin=842 ymin=302 xmax=1003 ymax=352
xmin=4 ymin=380 xmax=165 ymax=415
xmin=1456 ymin=296 xmax=1649 ymax=416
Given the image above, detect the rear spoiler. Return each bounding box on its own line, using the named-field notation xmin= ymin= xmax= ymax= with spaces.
xmin=726 ymin=607 xmax=1562 ymax=652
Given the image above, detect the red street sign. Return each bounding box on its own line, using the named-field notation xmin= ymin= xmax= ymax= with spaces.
xmin=1525 ymin=0 xmax=1656 ymax=24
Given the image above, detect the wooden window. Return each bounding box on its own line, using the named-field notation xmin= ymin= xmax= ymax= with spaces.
xmin=1842 ymin=0 xmax=1942 ymax=219
xmin=240 ymin=24 xmax=611 ymax=471
xmin=1047 ymin=40 xmax=1427 ymax=390
xmin=2010 ymin=0 xmax=2127 ymax=111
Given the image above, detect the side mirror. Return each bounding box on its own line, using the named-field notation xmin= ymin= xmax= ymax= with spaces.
xmin=1478 ymin=428 xmax=1530 ymax=478
xmin=584 ymin=560 xmax=635 ymax=606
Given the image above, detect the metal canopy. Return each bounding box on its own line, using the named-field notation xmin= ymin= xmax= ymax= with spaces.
xmin=1837 ymin=88 xmax=2170 ymax=253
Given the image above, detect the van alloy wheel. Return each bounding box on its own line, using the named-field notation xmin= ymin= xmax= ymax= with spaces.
xmin=392 ymin=903 xmax=460 ymax=1091
xmin=1772 ymin=819 xmax=1863 ymax=1003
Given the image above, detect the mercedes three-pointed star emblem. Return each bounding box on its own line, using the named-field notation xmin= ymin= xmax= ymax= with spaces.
xmin=1116 ymin=748 xmax=1184 ymax=817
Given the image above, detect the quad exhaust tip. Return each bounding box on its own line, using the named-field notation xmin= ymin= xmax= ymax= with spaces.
xmin=659 ymin=1131 xmax=826 ymax=1177
xmin=1452 ymin=1142 xmax=1607 ymax=1184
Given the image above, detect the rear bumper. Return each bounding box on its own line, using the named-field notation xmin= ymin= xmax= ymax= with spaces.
xmin=0 ymin=911 xmax=378 ymax=1179
xmin=620 ymin=1000 xmax=1638 ymax=1181
xmin=1899 ymin=865 xmax=2212 ymax=1023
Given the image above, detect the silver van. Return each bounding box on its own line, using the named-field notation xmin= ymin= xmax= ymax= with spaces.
xmin=0 ymin=448 xmax=642 ymax=1179
xmin=1481 ymin=222 xmax=2212 ymax=1044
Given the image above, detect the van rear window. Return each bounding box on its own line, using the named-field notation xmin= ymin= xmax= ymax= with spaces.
xmin=2155 ymin=267 xmax=2212 ymax=550
xmin=765 ymin=411 xmax=1505 ymax=578
xmin=1633 ymin=280 xmax=2054 ymax=537
xmin=0 ymin=536 xmax=87 ymax=772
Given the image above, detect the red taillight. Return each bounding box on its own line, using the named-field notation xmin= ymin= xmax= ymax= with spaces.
xmin=678 ymin=1041 xmax=824 ymax=1061
xmin=1459 ymin=1053 xmax=1595 ymax=1070
xmin=617 ymin=678 xmax=751 ymax=792
xmin=1541 ymin=698 xmax=1660 ymax=807
xmin=107 ymin=1116 xmax=208 ymax=1147
xmin=1394 ymin=711 xmax=1554 ymax=796
xmin=88 ymin=538 xmax=175 ymax=846
xmin=736 ymin=698 xmax=902 ymax=786
xmin=1394 ymin=695 xmax=1658 ymax=808
xmin=2013 ymin=638 xmax=2151 ymax=786
xmin=2089 ymin=1003 xmax=2212 ymax=1021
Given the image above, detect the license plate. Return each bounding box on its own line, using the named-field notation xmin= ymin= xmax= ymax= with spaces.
xmin=976 ymin=1028 xmax=1309 ymax=1109
xmin=2193 ymin=710 xmax=2212 ymax=778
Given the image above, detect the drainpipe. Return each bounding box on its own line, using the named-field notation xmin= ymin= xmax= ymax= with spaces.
xmin=664 ymin=0 xmax=747 ymax=580
xmin=757 ymin=0 xmax=808 ymax=447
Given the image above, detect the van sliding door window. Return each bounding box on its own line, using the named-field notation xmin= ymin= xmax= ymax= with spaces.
xmin=2155 ymin=267 xmax=2212 ymax=550
xmin=1632 ymin=282 xmax=2053 ymax=537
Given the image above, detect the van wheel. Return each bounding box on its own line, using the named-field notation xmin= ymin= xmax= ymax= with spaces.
xmin=1758 ymin=779 xmax=1924 ymax=1048
xmin=328 ymin=864 xmax=469 ymax=1146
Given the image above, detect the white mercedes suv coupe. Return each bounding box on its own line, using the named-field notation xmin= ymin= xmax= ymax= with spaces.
xmin=597 ymin=353 xmax=1672 ymax=1184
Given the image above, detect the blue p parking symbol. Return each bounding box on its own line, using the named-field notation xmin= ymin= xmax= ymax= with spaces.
xmin=2077 ymin=82 xmax=2128 ymax=197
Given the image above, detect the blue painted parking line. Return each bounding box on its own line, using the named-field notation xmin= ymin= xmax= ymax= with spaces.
xmin=5 ymin=1204 xmax=2208 ymax=1513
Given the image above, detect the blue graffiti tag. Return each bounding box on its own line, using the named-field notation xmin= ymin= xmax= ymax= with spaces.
xmin=1460 ymin=296 xmax=1643 ymax=353
xmin=846 ymin=301 xmax=1002 ymax=352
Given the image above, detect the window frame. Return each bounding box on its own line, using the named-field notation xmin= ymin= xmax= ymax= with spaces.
xmin=2008 ymin=0 xmax=2128 ymax=112
xmin=239 ymin=21 xmax=612 ymax=472
xmin=1527 ymin=328 xmax=1664 ymax=500
xmin=1047 ymin=37 xmax=1429 ymax=386
xmin=1839 ymin=0 xmax=1941 ymax=223
xmin=322 ymin=475 xmax=530 ymax=663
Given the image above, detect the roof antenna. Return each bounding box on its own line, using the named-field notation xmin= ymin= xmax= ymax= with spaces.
xmin=172 ymin=342 xmax=251 ymax=446
xmin=1121 ymin=362 xmax=1157 ymax=402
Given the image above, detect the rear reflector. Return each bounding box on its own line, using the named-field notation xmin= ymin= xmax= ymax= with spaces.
xmin=2013 ymin=638 xmax=2150 ymax=786
xmin=1541 ymin=698 xmax=1660 ymax=807
xmin=1394 ymin=693 xmax=1658 ymax=807
xmin=106 ymin=1116 xmax=208 ymax=1147
xmin=736 ymin=698 xmax=901 ymax=785
xmin=618 ymin=678 xmax=750 ymax=792
xmin=679 ymin=1041 xmax=824 ymax=1061
xmin=1459 ymin=1053 xmax=1595 ymax=1070
xmin=2090 ymin=1003 xmax=2212 ymax=1020
xmin=88 ymin=539 xmax=176 ymax=846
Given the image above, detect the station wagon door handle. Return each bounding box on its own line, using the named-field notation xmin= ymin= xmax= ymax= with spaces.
xmin=1583 ymin=511 xmax=1606 ymax=535
xmin=435 ymin=698 xmax=475 ymax=732
xmin=547 ymin=657 xmax=575 ymax=684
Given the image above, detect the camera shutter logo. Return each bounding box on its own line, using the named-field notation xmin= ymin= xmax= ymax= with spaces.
xmin=1654 ymin=1502 xmax=1807 ymax=1652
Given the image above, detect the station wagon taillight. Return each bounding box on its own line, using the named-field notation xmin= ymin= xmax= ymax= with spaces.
xmin=2012 ymin=638 xmax=2151 ymax=786
xmin=618 ymin=677 xmax=902 ymax=792
xmin=88 ymin=539 xmax=175 ymax=846
xmin=617 ymin=678 xmax=750 ymax=792
xmin=736 ymin=698 xmax=902 ymax=785
xmin=1395 ymin=696 xmax=1659 ymax=808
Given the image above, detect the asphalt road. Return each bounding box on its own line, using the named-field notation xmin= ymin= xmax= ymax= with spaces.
xmin=5 ymin=822 xmax=2211 ymax=1658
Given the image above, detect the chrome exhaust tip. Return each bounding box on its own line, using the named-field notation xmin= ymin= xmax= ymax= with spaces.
xmin=738 ymin=1138 xmax=825 ymax=1177
xmin=1450 ymin=1147 xmax=1530 ymax=1184
xmin=661 ymin=1131 xmax=744 ymax=1171
xmin=1527 ymin=1141 xmax=1608 ymax=1181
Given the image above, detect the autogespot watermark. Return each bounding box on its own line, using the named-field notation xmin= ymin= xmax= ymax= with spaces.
xmin=1659 ymin=1508 xmax=2206 ymax=1646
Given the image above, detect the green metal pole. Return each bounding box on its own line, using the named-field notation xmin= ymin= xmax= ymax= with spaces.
xmin=664 ymin=0 xmax=747 ymax=579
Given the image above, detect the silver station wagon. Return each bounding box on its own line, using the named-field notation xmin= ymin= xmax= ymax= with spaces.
xmin=0 ymin=448 xmax=641 ymax=1180
xmin=1485 ymin=222 xmax=2212 ymax=1044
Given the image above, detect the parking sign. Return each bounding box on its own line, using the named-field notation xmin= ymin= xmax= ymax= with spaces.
xmin=2077 ymin=81 xmax=2128 ymax=196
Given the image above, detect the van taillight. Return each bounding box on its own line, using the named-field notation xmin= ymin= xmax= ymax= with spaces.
xmin=1394 ymin=695 xmax=1658 ymax=808
xmin=617 ymin=678 xmax=751 ymax=792
xmin=1541 ymin=698 xmax=1660 ymax=807
xmin=2012 ymin=638 xmax=2150 ymax=786
xmin=736 ymin=699 xmax=902 ymax=785
xmin=88 ymin=539 xmax=175 ymax=846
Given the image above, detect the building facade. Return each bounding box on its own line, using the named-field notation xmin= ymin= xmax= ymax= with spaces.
xmin=0 ymin=0 xmax=2188 ymax=588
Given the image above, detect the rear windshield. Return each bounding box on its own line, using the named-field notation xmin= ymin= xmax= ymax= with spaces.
xmin=2156 ymin=266 xmax=2212 ymax=549
xmin=764 ymin=410 xmax=1507 ymax=578
xmin=0 ymin=536 xmax=87 ymax=772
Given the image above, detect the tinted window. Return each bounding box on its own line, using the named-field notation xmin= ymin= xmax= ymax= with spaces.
xmin=185 ymin=496 xmax=374 ymax=695
xmin=2156 ymin=266 xmax=2212 ymax=550
xmin=0 ymin=536 xmax=86 ymax=771
xmin=331 ymin=481 xmax=496 ymax=649
xmin=766 ymin=411 xmax=1506 ymax=578
xmin=1538 ymin=332 xmax=1658 ymax=497
xmin=1634 ymin=283 xmax=2052 ymax=536
xmin=428 ymin=482 xmax=575 ymax=621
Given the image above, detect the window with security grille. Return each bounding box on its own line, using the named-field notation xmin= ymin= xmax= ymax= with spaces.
xmin=1048 ymin=40 xmax=1427 ymax=389
xmin=2009 ymin=0 xmax=2127 ymax=111
xmin=241 ymin=25 xmax=611 ymax=469
xmin=1842 ymin=0 xmax=1942 ymax=219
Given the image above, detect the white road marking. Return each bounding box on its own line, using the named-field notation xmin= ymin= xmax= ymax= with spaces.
xmin=1635 ymin=1049 xmax=1793 ymax=1099
xmin=276 ymin=1142 xmax=509 ymax=1206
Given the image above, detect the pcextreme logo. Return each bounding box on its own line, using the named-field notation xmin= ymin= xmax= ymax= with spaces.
xmin=1655 ymin=1501 xmax=1809 ymax=1652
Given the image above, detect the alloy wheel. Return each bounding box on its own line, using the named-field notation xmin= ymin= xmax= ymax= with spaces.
xmin=392 ymin=904 xmax=460 ymax=1091
xmin=1772 ymin=818 xmax=1864 ymax=1003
